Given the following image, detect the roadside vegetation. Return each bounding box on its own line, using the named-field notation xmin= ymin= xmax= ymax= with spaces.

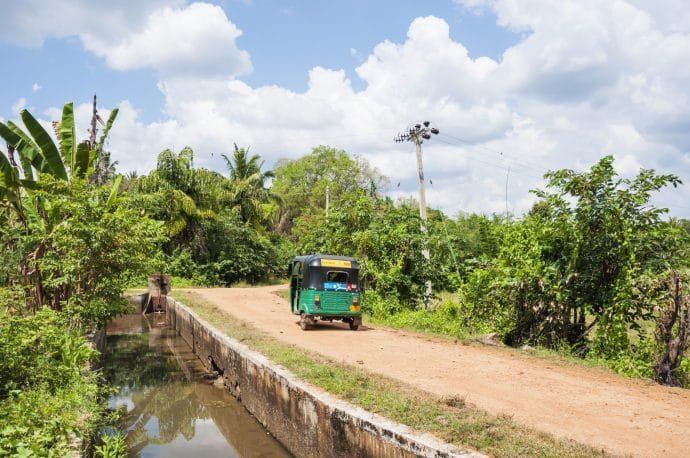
xmin=2 ymin=98 xmax=690 ymax=454
xmin=0 ymin=102 xmax=161 ymax=456
xmin=173 ymin=290 xmax=606 ymax=457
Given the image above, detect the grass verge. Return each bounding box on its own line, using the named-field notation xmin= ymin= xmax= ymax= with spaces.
xmin=172 ymin=290 xmax=608 ymax=458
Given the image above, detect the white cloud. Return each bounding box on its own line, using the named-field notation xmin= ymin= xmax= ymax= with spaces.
xmin=11 ymin=98 xmax=26 ymax=115
xmin=0 ymin=0 xmax=182 ymax=47
xmin=31 ymin=83 xmax=42 ymax=93
xmin=0 ymin=1 xmax=250 ymax=79
xmin=104 ymin=4 xmax=690 ymax=216
xmin=81 ymin=3 xmax=252 ymax=78
xmin=10 ymin=1 xmax=690 ymax=217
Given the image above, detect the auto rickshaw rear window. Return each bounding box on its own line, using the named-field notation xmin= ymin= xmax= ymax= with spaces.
xmin=326 ymin=271 xmax=348 ymax=282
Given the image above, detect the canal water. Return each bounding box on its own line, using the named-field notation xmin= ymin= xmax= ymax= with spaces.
xmin=102 ymin=313 xmax=291 ymax=457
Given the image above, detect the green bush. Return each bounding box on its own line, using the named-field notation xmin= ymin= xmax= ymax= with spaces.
xmin=363 ymin=290 xmax=403 ymax=318
xmin=0 ymin=309 xmax=103 ymax=456
xmin=94 ymin=432 xmax=127 ymax=458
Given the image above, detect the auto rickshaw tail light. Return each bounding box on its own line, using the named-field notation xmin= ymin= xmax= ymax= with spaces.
xmin=350 ymin=296 xmax=360 ymax=312
xmin=314 ymin=295 xmax=320 ymax=309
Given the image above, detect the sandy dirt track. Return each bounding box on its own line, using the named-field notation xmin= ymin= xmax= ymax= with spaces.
xmin=186 ymin=285 xmax=690 ymax=457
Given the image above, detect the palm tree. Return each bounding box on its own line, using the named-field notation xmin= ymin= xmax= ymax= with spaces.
xmin=221 ymin=144 xmax=278 ymax=230
xmin=136 ymin=147 xmax=220 ymax=254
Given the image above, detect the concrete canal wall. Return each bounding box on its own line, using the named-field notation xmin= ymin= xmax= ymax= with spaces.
xmin=130 ymin=294 xmax=480 ymax=458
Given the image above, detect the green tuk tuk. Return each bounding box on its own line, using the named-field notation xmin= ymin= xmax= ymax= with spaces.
xmin=288 ymin=254 xmax=363 ymax=330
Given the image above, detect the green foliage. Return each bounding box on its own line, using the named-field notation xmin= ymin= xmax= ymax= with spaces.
xmin=222 ymin=143 xmax=278 ymax=230
xmin=134 ymin=147 xmax=223 ymax=249
xmin=456 ymin=156 xmax=687 ymax=355
xmin=94 ymin=433 xmax=128 ymax=458
xmin=0 ymin=102 xmax=141 ymax=322
xmin=363 ymin=290 xmax=404 ymax=318
xmin=0 ymin=309 xmax=103 ymax=456
xmin=428 ymin=213 xmax=502 ymax=291
xmin=132 ymin=146 xmax=283 ymax=286
xmin=601 ymin=333 xmax=657 ymax=380
xmin=25 ymin=177 xmax=165 ymax=327
xmin=271 ymin=145 xmax=386 ymax=234
xmin=366 ymin=290 xmax=471 ymax=339
xmin=0 ymin=309 xmax=93 ymax=396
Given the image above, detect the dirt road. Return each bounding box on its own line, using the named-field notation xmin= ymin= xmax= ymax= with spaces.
xmin=187 ymin=285 xmax=690 ymax=457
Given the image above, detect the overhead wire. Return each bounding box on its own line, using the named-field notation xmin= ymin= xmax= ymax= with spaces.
xmin=433 ymin=137 xmax=545 ymax=181
xmin=438 ymin=132 xmax=552 ymax=176
xmin=427 ymin=177 xmax=462 ymax=280
xmin=194 ymin=123 xmax=690 ymax=217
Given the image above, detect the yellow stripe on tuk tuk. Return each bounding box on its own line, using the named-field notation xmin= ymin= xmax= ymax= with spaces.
xmin=321 ymin=259 xmax=352 ymax=268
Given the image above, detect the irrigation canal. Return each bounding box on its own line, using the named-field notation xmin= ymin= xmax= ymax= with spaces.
xmin=101 ymin=313 xmax=291 ymax=457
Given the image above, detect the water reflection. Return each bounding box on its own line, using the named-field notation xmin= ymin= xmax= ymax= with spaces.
xmin=103 ymin=314 xmax=290 ymax=457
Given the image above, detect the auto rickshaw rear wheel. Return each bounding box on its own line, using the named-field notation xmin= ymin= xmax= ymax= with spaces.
xmin=349 ymin=317 xmax=361 ymax=331
xmin=299 ymin=312 xmax=309 ymax=330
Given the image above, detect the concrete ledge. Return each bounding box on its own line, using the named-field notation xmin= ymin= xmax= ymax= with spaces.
xmin=165 ymin=296 xmax=483 ymax=458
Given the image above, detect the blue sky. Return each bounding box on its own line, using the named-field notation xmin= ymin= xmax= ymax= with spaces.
xmin=1 ymin=1 xmax=520 ymax=122
xmin=2 ymin=0 xmax=690 ymax=217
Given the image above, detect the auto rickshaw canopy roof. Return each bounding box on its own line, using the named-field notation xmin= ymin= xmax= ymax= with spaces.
xmin=291 ymin=254 xmax=359 ymax=270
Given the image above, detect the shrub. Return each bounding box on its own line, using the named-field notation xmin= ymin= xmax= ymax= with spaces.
xmin=0 ymin=309 xmax=103 ymax=455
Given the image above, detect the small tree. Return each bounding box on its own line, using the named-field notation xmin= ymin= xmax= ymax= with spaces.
xmin=532 ymin=156 xmax=682 ymax=352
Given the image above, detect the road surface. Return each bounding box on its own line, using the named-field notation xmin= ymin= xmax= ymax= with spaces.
xmin=185 ymin=285 xmax=690 ymax=457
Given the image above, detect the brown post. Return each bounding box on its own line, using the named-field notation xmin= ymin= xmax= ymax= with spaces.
xmin=145 ymin=272 xmax=171 ymax=313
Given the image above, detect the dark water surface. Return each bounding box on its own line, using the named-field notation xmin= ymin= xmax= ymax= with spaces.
xmin=102 ymin=314 xmax=291 ymax=458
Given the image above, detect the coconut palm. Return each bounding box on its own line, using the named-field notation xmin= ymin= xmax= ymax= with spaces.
xmin=135 ymin=147 xmax=221 ymax=254
xmin=221 ymin=144 xmax=279 ymax=230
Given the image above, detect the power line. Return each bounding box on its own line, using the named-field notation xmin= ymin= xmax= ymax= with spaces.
xmin=433 ymin=137 xmax=545 ymax=181
xmin=438 ymin=132 xmax=551 ymax=175
xmin=427 ymin=179 xmax=462 ymax=280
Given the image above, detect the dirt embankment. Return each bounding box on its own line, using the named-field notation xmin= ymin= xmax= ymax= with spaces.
xmin=186 ymin=285 xmax=690 ymax=457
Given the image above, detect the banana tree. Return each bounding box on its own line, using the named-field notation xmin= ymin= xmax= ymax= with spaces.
xmin=0 ymin=103 xmax=121 ymax=234
xmin=0 ymin=102 xmax=121 ymax=310
xmin=0 ymin=102 xmax=118 ymax=184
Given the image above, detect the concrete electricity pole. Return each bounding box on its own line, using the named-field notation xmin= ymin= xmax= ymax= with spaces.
xmin=394 ymin=121 xmax=439 ymax=309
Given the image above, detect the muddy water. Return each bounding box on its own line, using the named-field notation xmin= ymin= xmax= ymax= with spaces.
xmin=102 ymin=313 xmax=290 ymax=457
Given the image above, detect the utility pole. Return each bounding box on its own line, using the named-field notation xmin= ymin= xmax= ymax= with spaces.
xmin=505 ymin=164 xmax=511 ymax=218
xmin=88 ymin=94 xmax=98 ymax=149
xmin=394 ymin=121 xmax=439 ymax=309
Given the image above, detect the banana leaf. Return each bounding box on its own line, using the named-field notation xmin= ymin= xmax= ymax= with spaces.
xmin=20 ymin=109 xmax=67 ymax=180
xmin=107 ymin=174 xmax=123 ymax=207
xmin=7 ymin=121 xmax=45 ymax=175
xmin=74 ymin=141 xmax=91 ymax=179
xmin=0 ymin=121 xmax=38 ymax=180
xmin=0 ymin=149 xmax=17 ymax=187
xmin=60 ymin=102 xmax=77 ymax=173
xmin=96 ymin=108 xmax=119 ymax=152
